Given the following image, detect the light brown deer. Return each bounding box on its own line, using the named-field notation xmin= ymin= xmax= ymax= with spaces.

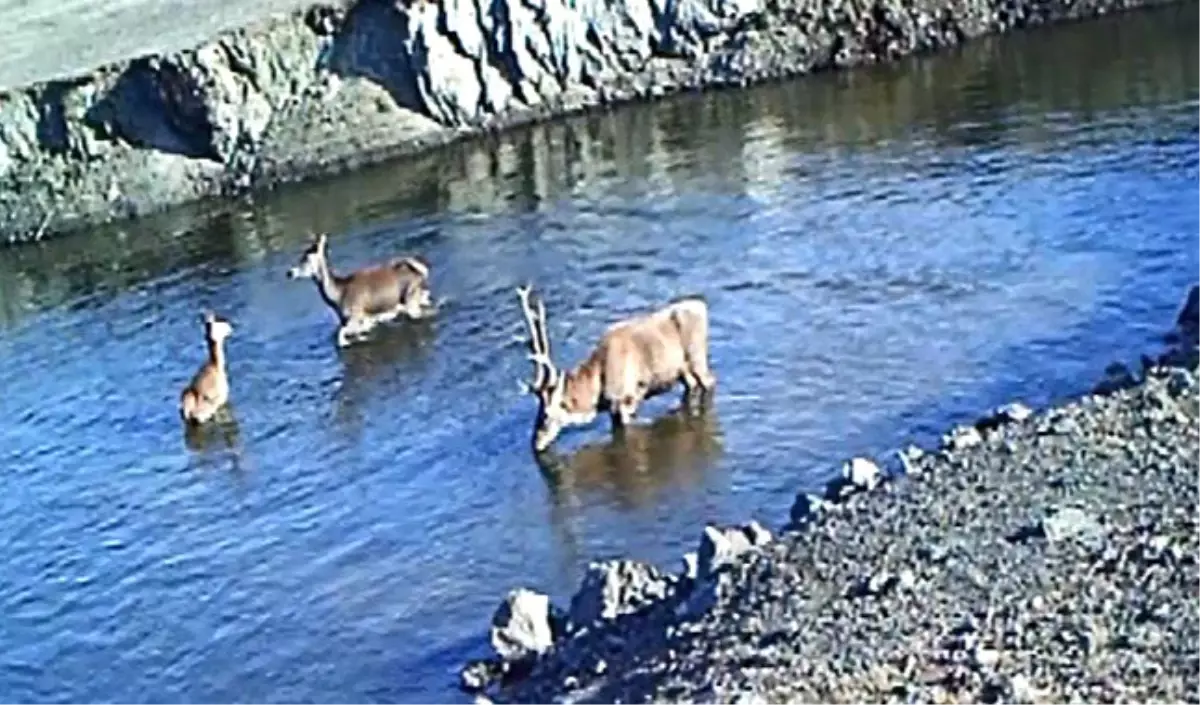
xmin=287 ymin=232 xmax=435 ymax=347
xmin=516 ymin=284 xmax=717 ymax=453
xmin=179 ymin=311 xmax=234 ymax=426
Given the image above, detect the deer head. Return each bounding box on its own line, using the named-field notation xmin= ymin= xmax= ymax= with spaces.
xmin=516 ymin=285 xmax=592 ymax=452
xmin=202 ymin=310 xmax=234 ymax=343
xmin=287 ymin=233 xmax=329 ymax=280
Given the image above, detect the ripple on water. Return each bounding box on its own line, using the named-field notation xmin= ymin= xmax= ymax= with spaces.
xmin=0 ymin=6 xmax=1197 ymax=703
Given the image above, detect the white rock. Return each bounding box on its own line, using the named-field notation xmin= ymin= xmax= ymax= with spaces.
xmin=568 ymin=559 xmax=670 ymax=627
xmin=696 ymin=521 xmax=772 ymax=580
xmin=843 ymin=456 xmax=882 ymax=490
xmin=943 ymin=425 xmax=983 ymax=451
xmin=897 ymin=445 xmax=924 ymax=476
xmin=994 ymin=401 xmax=1033 ymax=422
xmin=681 ymin=551 xmax=699 ymax=580
xmin=1008 ymin=674 xmax=1039 ymax=703
xmin=490 ymin=588 xmax=554 ymax=661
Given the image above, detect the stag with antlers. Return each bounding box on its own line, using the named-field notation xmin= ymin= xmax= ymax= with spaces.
xmin=515 ymin=284 xmax=717 ymax=453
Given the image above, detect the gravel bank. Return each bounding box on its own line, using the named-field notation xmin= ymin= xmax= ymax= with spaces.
xmin=462 ymin=285 xmax=1200 ymax=703
xmin=0 ymin=0 xmax=1186 ymax=243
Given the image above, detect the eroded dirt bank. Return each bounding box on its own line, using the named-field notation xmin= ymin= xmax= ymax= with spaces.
xmin=464 ymin=285 xmax=1200 ymax=704
xmin=0 ymin=0 xmax=1187 ymax=242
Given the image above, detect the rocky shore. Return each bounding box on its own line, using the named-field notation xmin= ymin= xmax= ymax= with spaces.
xmin=0 ymin=0 xmax=1186 ymax=243
xmin=461 ymin=284 xmax=1200 ymax=703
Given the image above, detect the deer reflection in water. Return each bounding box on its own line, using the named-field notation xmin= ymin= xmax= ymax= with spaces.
xmin=183 ymin=409 xmax=249 ymax=482
xmin=331 ymin=320 xmax=437 ymax=434
xmin=536 ymin=398 xmax=724 ymax=511
xmin=183 ymin=408 xmax=241 ymax=452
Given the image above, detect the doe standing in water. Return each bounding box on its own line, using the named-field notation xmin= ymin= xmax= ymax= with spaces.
xmin=516 ymin=284 xmax=717 ymax=453
xmin=179 ymin=311 xmax=234 ymax=426
xmin=287 ymin=232 xmax=435 ymax=347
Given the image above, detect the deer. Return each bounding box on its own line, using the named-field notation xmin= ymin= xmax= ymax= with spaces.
xmin=515 ymin=284 xmax=717 ymax=453
xmin=179 ymin=311 xmax=234 ymax=426
xmin=286 ymin=232 xmax=435 ymax=347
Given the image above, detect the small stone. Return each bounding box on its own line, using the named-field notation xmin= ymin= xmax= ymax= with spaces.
xmin=490 ymin=588 xmax=554 ymax=662
xmin=943 ymin=425 xmax=983 ymax=451
xmin=898 ymin=445 xmax=925 ymax=476
xmin=697 ymin=522 xmax=772 ymax=580
xmin=843 ymin=456 xmax=882 ymax=490
xmin=459 ymin=659 xmax=498 ymax=693
xmin=744 ymin=520 xmax=773 ymax=546
xmin=1040 ymin=507 xmax=1104 ymax=544
xmin=972 ymin=647 xmax=1000 ymax=669
xmin=1008 ymin=674 xmax=1038 ymax=702
xmin=867 ymin=570 xmax=893 ymax=595
xmin=994 ymin=401 xmax=1033 ymax=422
xmin=681 ymin=551 xmax=699 ymax=580
xmin=897 ymin=569 xmax=917 ymax=590
xmin=1166 ymin=368 xmax=1195 ymax=396
xmin=790 ymin=493 xmax=828 ymax=524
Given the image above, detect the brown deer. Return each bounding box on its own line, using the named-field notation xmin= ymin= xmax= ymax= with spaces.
xmin=179 ymin=311 xmax=234 ymax=426
xmin=287 ymin=232 xmax=435 ymax=347
xmin=516 ymin=284 xmax=717 ymax=453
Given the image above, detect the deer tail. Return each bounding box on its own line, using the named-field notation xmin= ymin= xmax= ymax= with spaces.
xmin=392 ymin=256 xmax=429 ymax=279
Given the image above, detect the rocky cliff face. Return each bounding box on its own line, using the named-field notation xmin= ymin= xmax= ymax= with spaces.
xmin=0 ymin=0 xmax=1177 ymax=242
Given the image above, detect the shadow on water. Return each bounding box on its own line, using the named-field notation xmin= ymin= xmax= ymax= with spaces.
xmin=536 ymin=398 xmax=725 ymax=512
xmin=331 ymin=320 xmax=439 ymax=434
xmin=182 ymin=412 xmax=243 ymax=452
xmin=182 ymin=411 xmax=252 ymax=487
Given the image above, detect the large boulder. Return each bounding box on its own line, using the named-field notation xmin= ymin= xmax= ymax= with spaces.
xmin=569 ymin=559 xmax=673 ymax=629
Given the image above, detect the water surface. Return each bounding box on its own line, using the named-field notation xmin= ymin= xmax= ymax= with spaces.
xmin=0 ymin=5 xmax=1196 ymax=702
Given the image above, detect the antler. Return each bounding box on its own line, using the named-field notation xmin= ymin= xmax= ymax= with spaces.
xmin=516 ymin=284 xmax=558 ymax=394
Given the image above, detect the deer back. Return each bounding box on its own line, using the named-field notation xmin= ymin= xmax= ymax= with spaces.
xmin=340 ymin=258 xmax=428 ymax=317
xmin=597 ymin=297 xmax=708 ymax=399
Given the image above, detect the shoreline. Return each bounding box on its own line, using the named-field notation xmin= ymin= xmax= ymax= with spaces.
xmin=0 ymin=0 xmax=1188 ymax=244
xmin=462 ymin=284 xmax=1200 ymax=703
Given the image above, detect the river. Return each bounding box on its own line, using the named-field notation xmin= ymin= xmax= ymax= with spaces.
xmin=0 ymin=4 xmax=1196 ymax=702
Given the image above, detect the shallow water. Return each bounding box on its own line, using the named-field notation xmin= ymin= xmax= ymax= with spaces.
xmin=0 ymin=4 xmax=1197 ymax=702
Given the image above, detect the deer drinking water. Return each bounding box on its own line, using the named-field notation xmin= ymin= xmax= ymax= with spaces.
xmin=179 ymin=311 xmax=234 ymax=426
xmin=287 ymin=233 xmax=435 ymax=347
xmin=516 ymin=284 xmax=717 ymax=453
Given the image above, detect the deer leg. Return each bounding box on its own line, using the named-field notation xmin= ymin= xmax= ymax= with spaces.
xmin=691 ymin=363 xmax=717 ymax=393
xmin=336 ymin=316 xmax=371 ymax=347
xmin=612 ymin=395 xmax=639 ymax=428
xmin=410 ymin=291 xmax=434 ymax=319
xmin=680 ymin=374 xmax=705 ymax=411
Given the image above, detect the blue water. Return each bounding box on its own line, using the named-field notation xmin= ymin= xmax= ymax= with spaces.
xmin=0 ymin=3 xmax=1196 ymax=702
